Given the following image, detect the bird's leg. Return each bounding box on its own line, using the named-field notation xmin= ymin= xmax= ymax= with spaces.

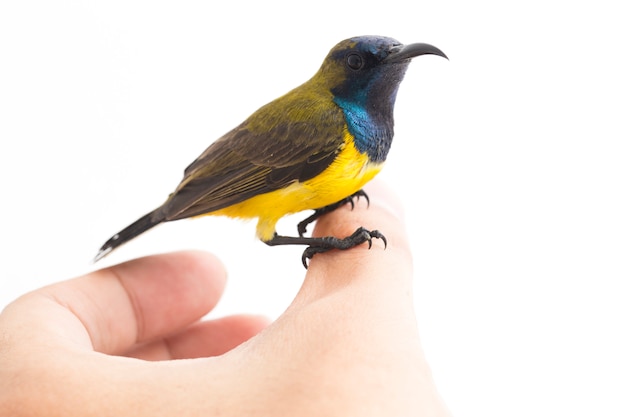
xmin=264 ymin=226 xmax=386 ymax=269
xmin=297 ymin=189 xmax=370 ymax=237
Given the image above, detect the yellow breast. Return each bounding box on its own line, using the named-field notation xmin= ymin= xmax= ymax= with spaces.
xmin=213 ymin=130 xmax=383 ymax=241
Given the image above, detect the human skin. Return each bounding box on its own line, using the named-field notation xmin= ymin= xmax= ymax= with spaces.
xmin=0 ymin=183 xmax=450 ymax=416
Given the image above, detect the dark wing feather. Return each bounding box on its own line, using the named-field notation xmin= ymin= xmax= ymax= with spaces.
xmin=160 ymin=95 xmax=346 ymax=221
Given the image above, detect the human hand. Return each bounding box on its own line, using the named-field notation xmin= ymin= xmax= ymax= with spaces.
xmin=0 ymin=182 xmax=449 ymax=416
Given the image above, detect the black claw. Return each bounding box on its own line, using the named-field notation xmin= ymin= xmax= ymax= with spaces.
xmin=296 ymin=190 xmax=371 ymax=237
xmin=298 ymin=219 xmax=310 ymax=237
xmin=368 ymin=230 xmax=387 ymax=249
xmin=347 ymin=190 xmax=370 ymax=211
xmin=268 ymin=219 xmax=385 ymax=269
xmin=298 ymin=227 xmax=387 ymax=268
xmin=350 ymin=227 xmax=386 ymax=251
xmin=301 ymin=245 xmax=332 ymax=269
xmin=355 ymin=189 xmax=370 ymax=208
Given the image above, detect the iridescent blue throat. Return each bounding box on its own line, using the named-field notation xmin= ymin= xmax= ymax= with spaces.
xmin=334 ymin=97 xmax=394 ymax=163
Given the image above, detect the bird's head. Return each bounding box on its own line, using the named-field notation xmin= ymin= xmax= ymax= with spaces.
xmin=316 ymin=35 xmax=447 ymax=113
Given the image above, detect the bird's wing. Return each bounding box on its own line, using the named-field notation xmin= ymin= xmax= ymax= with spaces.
xmin=160 ymin=102 xmax=346 ymax=220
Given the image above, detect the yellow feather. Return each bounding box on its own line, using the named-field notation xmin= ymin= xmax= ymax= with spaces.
xmin=211 ymin=130 xmax=382 ymax=241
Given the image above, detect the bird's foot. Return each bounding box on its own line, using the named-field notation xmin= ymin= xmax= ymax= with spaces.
xmin=300 ymin=227 xmax=386 ymax=268
xmin=297 ymin=190 xmax=370 ymax=237
xmin=263 ymin=227 xmax=385 ymax=269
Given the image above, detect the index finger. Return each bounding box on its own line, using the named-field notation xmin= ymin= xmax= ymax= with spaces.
xmin=299 ymin=180 xmax=414 ymax=301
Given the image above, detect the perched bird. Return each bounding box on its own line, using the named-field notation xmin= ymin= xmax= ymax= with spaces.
xmin=95 ymin=35 xmax=447 ymax=267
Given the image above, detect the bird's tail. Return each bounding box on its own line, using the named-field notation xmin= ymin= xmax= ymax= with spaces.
xmin=94 ymin=210 xmax=162 ymax=262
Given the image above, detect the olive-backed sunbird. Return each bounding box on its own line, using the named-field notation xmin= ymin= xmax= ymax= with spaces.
xmin=95 ymin=36 xmax=447 ymax=267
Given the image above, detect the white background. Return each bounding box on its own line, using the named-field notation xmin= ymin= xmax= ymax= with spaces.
xmin=1 ymin=1 xmax=624 ymax=416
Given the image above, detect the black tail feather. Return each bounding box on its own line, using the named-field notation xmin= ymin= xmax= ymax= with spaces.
xmin=94 ymin=210 xmax=162 ymax=262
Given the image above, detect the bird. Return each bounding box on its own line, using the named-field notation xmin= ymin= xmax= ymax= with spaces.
xmin=95 ymin=35 xmax=447 ymax=267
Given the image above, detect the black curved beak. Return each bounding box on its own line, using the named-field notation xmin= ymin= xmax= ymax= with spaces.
xmin=383 ymin=43 xmax=448 ymax=63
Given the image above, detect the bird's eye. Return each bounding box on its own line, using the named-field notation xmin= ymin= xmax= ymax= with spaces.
xmin=346 ymin=53 xmax=364 ymax=70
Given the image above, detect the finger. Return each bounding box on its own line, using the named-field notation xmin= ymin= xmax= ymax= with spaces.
xmin=11 ymin=251 xmax=227 ymax=354
xmin=300 ymin=179 xmax=414 ymax=300
xmin=124 ymin=314 xmax=270 ymax=360
xmin=245 ymin=180 xmax=436 ymax=417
